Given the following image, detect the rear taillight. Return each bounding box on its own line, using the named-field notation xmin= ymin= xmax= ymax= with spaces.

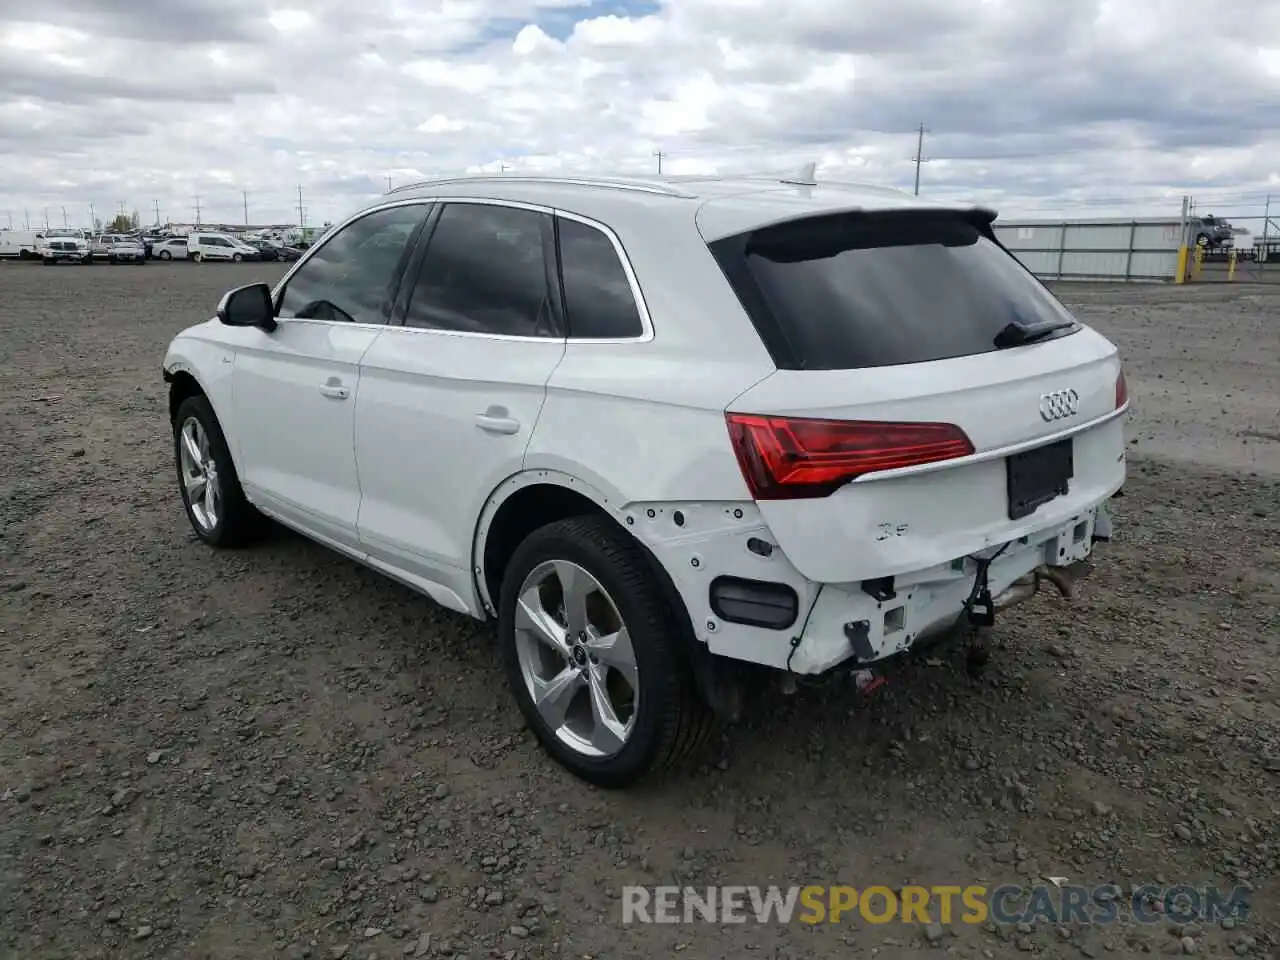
xmin=1115 ymin=370 xmax=1128 ymax=409
xmin=725 ymin=413 xmax=975 ymax=500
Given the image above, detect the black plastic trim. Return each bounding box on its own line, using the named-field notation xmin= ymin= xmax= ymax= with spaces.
xmin=709 ymin=576 xmax=799 ymax=630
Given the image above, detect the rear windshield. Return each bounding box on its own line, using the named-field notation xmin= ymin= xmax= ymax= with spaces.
xmin=708 ymin=211 xmax=1078 ymax=370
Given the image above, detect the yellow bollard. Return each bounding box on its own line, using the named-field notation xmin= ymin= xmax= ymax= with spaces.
xmin=1227 ymin=247 xmax=1237 ymax=281
xmin=1193 ymin=242 xmax=1204 ymax=279
xmin=1175 ymin=245 xmax=1189 ymax=283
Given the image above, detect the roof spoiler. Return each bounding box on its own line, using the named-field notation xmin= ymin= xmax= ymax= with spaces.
xmin=966 ymin=206 xmax=999 ymax=226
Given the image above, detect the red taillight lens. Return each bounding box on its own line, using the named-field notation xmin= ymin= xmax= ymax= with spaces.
xmin=1115 ymin=370 xmax=1128 ymax=409
xmin=725 ymin=413 xmax=975 ymax=500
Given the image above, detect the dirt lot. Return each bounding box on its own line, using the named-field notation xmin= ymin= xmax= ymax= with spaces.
xmin=1 ymin=262 xmax=1278 ymax=960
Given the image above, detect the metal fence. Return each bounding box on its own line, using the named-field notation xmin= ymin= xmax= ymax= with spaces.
xmin=994 ymin=199 xmax=1279 ymax=283
xmin=993 ymin=217 xmax=1185 ymax=282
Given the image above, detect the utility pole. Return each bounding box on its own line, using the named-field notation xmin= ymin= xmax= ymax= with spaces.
xmin=153 ymin=199 xmax=160 ymax=226
xmin=908 ymin=122 xmax=930 ymax=196
xmin=43 ymin=207 xmax=49 ymax=230
xmin=654 ymin=150 xmax=666 ymax=175
xmin=386 ymin=174 xmax=393 ymax=191
xmin=194 ymin=196 xmax=202 ymax=226
xmin=1263 ymin=194 xmax=1272 ymax=247
xmin=243 ymin=190 xmax=249 ymax=225
xmin=24 ymin=208 xmax=30 ymax=230
xmin=62 ymin=206 xmax=68 ymax=228
xmin=296 ymin=185 xmax=305 ymax=229
xmin=88 ymin=202 xmax=96 ymax=231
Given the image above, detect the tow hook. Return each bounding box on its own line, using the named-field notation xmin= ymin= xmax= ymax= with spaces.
xmin=853 ymin=669 xmax=888 ymax=695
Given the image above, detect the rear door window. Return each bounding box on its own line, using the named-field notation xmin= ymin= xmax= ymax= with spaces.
xmin=402 ymin=202 xmax=558 ymax=337
xmin=708 ymin=211 xmax=1079 ymax=370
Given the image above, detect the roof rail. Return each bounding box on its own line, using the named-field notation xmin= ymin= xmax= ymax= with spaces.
xmin=387 ymin=174 xmax=697 ymax=199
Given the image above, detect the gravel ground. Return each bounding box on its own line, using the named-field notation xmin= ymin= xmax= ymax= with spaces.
xmin=1 ymin=262 xmax=1277 ymax=960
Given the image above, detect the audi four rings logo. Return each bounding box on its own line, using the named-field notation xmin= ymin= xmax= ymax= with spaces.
xmin=1039 ymin=389 xmax=1080 ymax=421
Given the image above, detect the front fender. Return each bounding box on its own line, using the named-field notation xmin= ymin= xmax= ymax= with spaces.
xmin=162 ymin=329 xmax=242 ymax=473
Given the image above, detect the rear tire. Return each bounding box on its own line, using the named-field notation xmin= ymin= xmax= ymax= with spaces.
xmin=173 ymin=395 xmax=265 ymax=548
xmin=191 ymin=252 xmax=203 ymax=263
xmin=497 ymin=515 xmax=713 ymax=787
xmin=232 ymin=253 xmax=243 ymax=263
xmin=159 ymin=250 xmax=172 ymax=261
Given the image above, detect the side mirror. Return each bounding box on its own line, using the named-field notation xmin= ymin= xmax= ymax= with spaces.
xmin=216 ymin=283 xmax=277 ymax=332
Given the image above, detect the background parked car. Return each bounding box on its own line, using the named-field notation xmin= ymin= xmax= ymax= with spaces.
xmin=244 ymin=239 xmax=282 ymax=261
xmin=103 ymin=235 xmax=146 ymax=264
xmin=153 ymin=237 xmax=189 ymax=261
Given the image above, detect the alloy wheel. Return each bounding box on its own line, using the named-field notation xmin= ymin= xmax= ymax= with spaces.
xmin=513 ymin=559 xmax=638 ymax=758
xmin=178 ymin=417 xmax=221 ymax=532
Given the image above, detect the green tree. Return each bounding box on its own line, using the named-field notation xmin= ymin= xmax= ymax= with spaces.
xmin=106 ymin=214 xmax=133 ymax=233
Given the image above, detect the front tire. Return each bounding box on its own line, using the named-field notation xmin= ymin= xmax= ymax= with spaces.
xmin=173 ymin=395 xmax=264 ymax=548
xmin=158 ymin=250 xmax=172 ymax=261
xmin=498 ymin=515 xmax=712 ymax=787
xmin=191 ymin=252 xmax=203 ymax=263
xmin=232 ymin=253 xmax=243 ymax=263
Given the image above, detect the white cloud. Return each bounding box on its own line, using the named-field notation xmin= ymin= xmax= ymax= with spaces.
xmin=0 ymin=0 xmax=1278 ymax=230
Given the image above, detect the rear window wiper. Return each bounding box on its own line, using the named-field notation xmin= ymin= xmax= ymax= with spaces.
xmin=993 ymin=318 xmax=1075 ymax=349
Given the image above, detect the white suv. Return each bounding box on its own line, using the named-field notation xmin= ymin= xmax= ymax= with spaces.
xmin=162 ymin=173 xmax=1128 ymax=786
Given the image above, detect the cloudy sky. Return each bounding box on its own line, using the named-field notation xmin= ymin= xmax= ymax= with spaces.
xmin=1 ymin=0 xmax=1278 ymax=231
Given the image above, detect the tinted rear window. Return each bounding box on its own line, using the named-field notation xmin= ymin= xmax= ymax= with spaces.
xmin=708 ymin=211 xmax=1078 ymax=370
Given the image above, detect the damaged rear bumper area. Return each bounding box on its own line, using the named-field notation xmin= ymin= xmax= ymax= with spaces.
xmin=783 ymin=502 xmax=1113 ymax=675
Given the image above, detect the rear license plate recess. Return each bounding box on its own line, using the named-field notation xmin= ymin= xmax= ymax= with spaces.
xmin=1006 ymin=438 xmax=1073 ymax=520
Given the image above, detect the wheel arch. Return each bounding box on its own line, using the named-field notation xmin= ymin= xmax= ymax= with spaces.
xmin=473 ymin=470 xmax=695 ymax=637
xmin=475 ymin=469 xmax=745 ymax=722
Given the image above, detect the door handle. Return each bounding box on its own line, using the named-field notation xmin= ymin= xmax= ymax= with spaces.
xmin=474 ymin=413 xmax=520 ymax=435
xmin=319 ymin=383 xmax=350 ymax=400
